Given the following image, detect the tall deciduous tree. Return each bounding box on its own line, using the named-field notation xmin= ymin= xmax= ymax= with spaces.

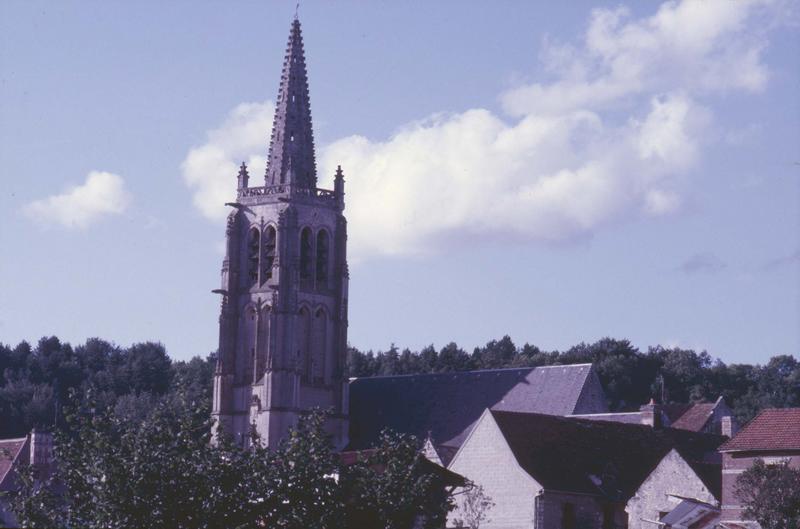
xmin=735 ymin=460 xmax=800 ymax=529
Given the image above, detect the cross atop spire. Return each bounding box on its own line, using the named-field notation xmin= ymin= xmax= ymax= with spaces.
xmin=265 ymin=18 xmax=317 ymax=188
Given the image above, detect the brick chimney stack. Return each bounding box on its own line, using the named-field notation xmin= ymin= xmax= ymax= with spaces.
xmin=721 ymin=415 xmax=738 ymax=438
xmin=640 ymin=399 xmax=662 ymax=428
xmin=30 ymin=428 xmax=53 ymax=467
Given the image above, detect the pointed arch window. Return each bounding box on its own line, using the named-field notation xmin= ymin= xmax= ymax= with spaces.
xmin=297 ymin=307 xmax=311 ymax=382
xmin=316 ymin=230 xmax=329 ymax=288
xmin=247 ymin=227 xmax=260 ymax=285
xmin=300 ymin=227 xmax=312 ymax=282
xmin=262 ymin=226 xmax=276 ymax=282
xmin=312 ymin=307 xmax=327 ymax=384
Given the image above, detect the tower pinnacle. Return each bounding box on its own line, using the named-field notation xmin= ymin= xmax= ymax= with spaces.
xmin=265 ymin=18 xmax=317 ymax=188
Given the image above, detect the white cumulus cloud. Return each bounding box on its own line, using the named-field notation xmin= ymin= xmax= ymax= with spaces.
xmin=23 ymin=171 xmax=131 ymax=229
xmin=180 ymin=0 xmax=784 ymax=261
xmin=501 ymin=0 xmax=775 ymax=117
xmin=181 ymin=101 xmax=274 ymax=220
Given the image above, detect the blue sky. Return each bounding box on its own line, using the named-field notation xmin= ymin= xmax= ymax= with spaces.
xmin=1 ymin=1 xmax=797 ymax=363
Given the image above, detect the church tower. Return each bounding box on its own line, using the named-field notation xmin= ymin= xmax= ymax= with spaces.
xmin=212 ymin=17 xmax=349 ymax=449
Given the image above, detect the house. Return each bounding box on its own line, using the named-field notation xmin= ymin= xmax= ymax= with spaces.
xmin=0 ymin=430 xmax=54 ymax=527
xmin=626 ymin=449 xmax=720 ymax=529
xmin=348 ymin=364 xmax=608 ymax=463
xmin=446 ymin=410 xmax=725 ymax=529
xmin=718 ymin=407 xmax=800 ymax=528
xmin=663 ymin=397 xmax=737 ymax=435
xmin=572 ymin=396 xmax=737 ymax=435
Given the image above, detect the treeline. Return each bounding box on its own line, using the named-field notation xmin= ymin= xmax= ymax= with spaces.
xmin=346 ymin=337 xmax=800 ymax=423
xmin=0 ymin=337 xmax=214 ymax=438
xmin=1 ymin=336 xmax=797 ymax=438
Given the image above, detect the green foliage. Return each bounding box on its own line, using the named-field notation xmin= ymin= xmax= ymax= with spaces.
xmin=1 ymin=333 xmax=797 ymax=434
xmin=0 ymin=337 xmax=215 ymax=438
xmin=450 ymin=484 xmax=494 ymax=529
xmin=1 ymin=462 xmax=64 ymax=528
xmin=341 ymin=430 xmax=455 ymax=529
xmin=735 ymin=459 xmax=800 ymax=529
xmin=8 ymin=398 xmax=457 ymax=529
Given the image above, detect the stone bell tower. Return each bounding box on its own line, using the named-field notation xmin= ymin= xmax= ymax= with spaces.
xmin=211 ymin=17 xmax=349 ymax=449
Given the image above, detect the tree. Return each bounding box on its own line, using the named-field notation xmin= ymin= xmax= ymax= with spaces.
xmin=451 ymin=484 xmax=494 ymax=529
xmin=735 ymin=460 xmax=800 ymax=529
xmin=565 ymin=338 xmax=657 ymax=409
xmin=1 ymin=462 xmax=64 ymax=528
xmin=472 ymin=336 xmax=516 ymax=369
xmin=341 ymin=430 xmax=458 ymax=529
xmin=8 ymin=394 xmax=458 ymax=529
xmin=438 ymin=343 xmax=472 ymax=372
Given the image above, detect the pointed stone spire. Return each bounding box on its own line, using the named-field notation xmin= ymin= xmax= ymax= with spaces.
xmin=265 ymin=18 xmax=317 ymax=188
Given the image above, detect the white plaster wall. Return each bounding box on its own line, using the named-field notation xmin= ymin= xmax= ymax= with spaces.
xmin=447 ymin=412 xmax=540 ymax=529
xmin=626 ymin=449 xmax=717 ymax=529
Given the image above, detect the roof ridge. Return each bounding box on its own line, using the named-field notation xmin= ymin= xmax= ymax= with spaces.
xmin=351 ymin=363 xmax=593 ymax=381
xmin=570 ymin=412 xmax=643 ymax=417
xmin=0 ymin=436 xmax=29 ymax=444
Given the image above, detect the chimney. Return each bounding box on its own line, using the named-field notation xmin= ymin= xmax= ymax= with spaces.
xmin=721 ymin=416 xmax=738 ymax=438
xmin=30 ymin=428 xmax=53 ymax=467
xmin=640 ymin=399 xmax=662 ymax=428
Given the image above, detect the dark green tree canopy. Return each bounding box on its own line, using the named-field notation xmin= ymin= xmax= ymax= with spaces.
xmin=735 ymin=459 xmax=800 ymax=529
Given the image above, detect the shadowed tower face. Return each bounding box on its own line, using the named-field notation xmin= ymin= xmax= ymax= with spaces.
xmin=211 ymin=18 xmax=349 ymax=449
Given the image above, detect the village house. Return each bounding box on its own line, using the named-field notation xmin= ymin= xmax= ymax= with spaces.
xmin=0 ymin=430 xmax=54 ymax=526
xmin=572 ymin=396 xmax=737 ymax=435
xmin=446 ymin=410 xmax=725 ymax=529
xmin=718 ymin=407 xmax=800 ymax=529
xmin=625 ymin=448 xmax=720 ymax=529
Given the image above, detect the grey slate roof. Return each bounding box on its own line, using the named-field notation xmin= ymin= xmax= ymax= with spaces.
xmin=348 ymin=364 xmax=606 ymax=451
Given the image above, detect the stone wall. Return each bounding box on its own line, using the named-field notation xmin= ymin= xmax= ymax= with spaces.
xmin=626 ymin=449 xmax=717 ymax=529
xmin=536 ymin=490 xmax=623 ymax=529
xmin=448 ymin=412 xmax=540 ymax=529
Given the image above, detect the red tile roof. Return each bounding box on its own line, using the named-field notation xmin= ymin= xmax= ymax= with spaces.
xmin=719 ymin=408 xmax=800 ymax=452
xmin=662 ymin=403 xmax=694 ymax=424
xmin=0 ymin=437 xmax=27 ymax=488
xmin=671 ymin=403 xmax=717 ymax=432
